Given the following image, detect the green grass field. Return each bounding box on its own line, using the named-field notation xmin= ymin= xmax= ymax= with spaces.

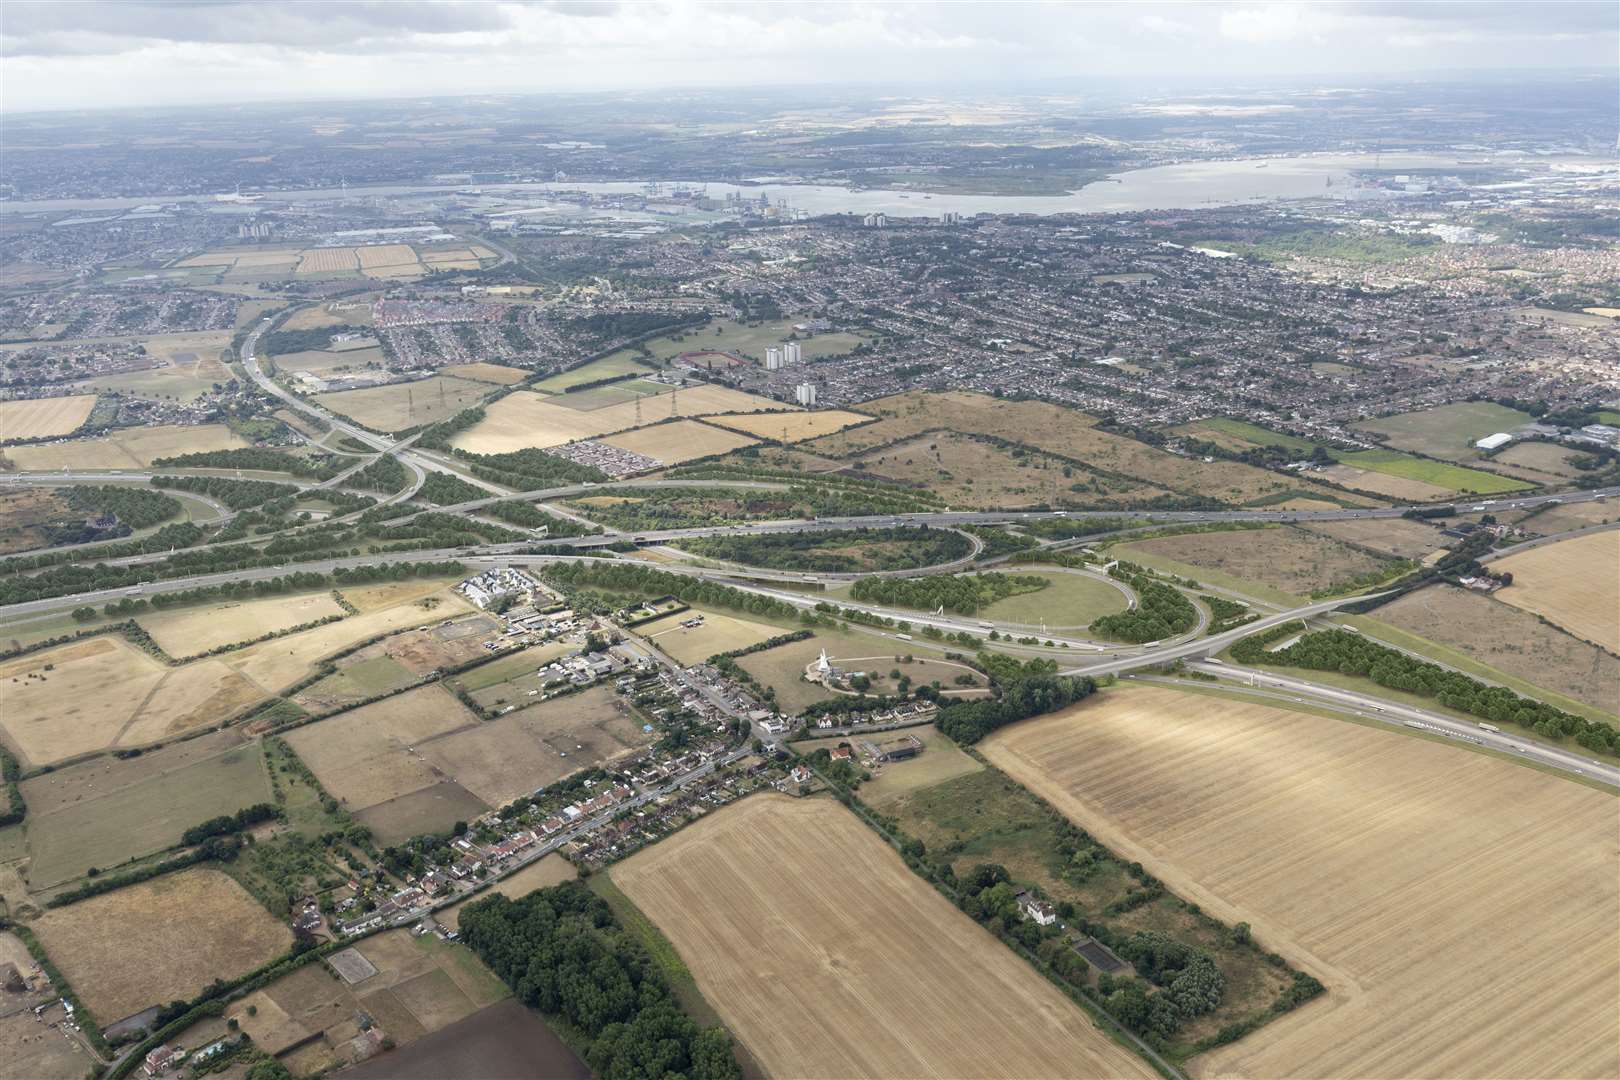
xmin=1338 ymin=449 xmax=1532 ymax=494
xmin=1355 ymin=402 xmax=1533 ymax=461
xmin=977 ymin=570 xmax=1130 ymax=627
xmin=1593 ymin=410 xmax=1620 ymax=426
xmin=307 ymin=655 xmax=417 ymax=701
xmin=529 ymin=355 xmax=653 ymax=394
xmin=1185 ymin=418 xmax=1322 ymax=453
xmin=23 ymin=744 xmax=273 ymax=887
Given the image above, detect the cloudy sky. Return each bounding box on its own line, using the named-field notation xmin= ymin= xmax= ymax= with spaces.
xmin=2 ymin=1 xmax=1614 ymax=113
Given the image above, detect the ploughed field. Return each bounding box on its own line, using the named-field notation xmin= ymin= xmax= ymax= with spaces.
xmin=981 ymin=686 xmax=1620 ymax=1080
xmin=613 ymin=794 xmax=1155 ymax=1080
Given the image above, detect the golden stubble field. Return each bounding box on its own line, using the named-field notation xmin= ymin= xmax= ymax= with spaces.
xmin=138 ymin=591 xmax=346 ymax=656
xmin=0 ymin=395 xmax=97 ymax=439
xmin=31 ymin=868 xmax=291 ymax=1023
xmin=701 ymin=409 xmax=872 ymax=442
xmin=981 ymin=686 xmax=1620 ymax=1080
xmin=451 ymin=384 xmax=781 ymax=455
xmin=2 ymin=423 xmax=248 ymax=470
xmin=1491 ymin=530 xmax=1619 ymax=652
xmin=614 ymin=794 xmax=1156 ymax=1080
xmin=600 ymin=419 xmax=758 ymax=464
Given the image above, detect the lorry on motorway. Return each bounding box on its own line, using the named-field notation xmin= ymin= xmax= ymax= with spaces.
xmin=1479 ymin=722 xmax=1501 ymax=733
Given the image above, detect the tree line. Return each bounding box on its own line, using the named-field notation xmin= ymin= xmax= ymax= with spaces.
xmin=451 ymin=446 xmax=607 ymax=489
xmin=544 ymin=560 xmax=805 ymax=623
xmin=150 ymin=447 xmax=346 ymax=480
xmin=678 ymin=526 xmax=972 ymax=574
xmin=852 ymin=571 xmax=1048 ymax=615
xmin=181 ymin=803 xmax=282 ymax=845
xmin=936 ymin=674 xmax=1097 ymax=744
xmin=151 ymin=475 xmax=301 ymax=511
xmin=1091 ymin=568 xmax=1197 ymax=643
xmin=459 ymin=882 xmax=743 ymax=1080
xmin=62 ymin=485 xmax=182 ymax=529
xmin=1234 ymin=627 xmax=1619 ymax=754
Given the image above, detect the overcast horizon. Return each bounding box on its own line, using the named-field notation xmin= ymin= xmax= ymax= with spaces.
xmin=2 ymin=0 xmax=1616 ymax=115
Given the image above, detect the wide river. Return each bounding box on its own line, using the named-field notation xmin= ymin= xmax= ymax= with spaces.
xmin=1 ymin=151 xmax=1595 ymax=217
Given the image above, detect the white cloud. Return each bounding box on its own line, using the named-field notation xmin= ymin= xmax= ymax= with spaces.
xmin=1219 ymin=5 xmax=1309 ymax=43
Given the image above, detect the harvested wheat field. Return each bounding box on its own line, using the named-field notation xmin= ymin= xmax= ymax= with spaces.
xmin=316 ymin=375 xmax=489 ymax=432
xmin=439 ymin=362 xmax=529 ymax=385
xmin=600 ymin=419 xmax=758 ymax=465
xmin=31 ymin=868 xmax=291 ymax=1024
xmin=138 ymin=591 xmax=346 ymax=657
xmin=2 ymin=424 xmax=247 ymax=471
xmin=0 ymin=636 xmax=258 ymax=767
xmin=1491 ymin=530 xmax=1619 ymax=652
xmin=981 ymin=686 xmax=1620 ymax=1080
xmin=296 ymin=247 xmax=360 ymax=274
xmin=451 ymin=384 xmax=781 ymax=455
xmin=224 ymin=588 xmax=468 ymax=693
xmin=701 ymin=409 xmax=872 ymax=443
xmin=0 ymin=395 xmax=97 ymax=440
xmin=614 ymin=794 xmax=1155 ymax=1080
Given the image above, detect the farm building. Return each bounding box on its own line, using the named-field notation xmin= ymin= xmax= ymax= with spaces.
xmin=1474 ymin=432 xmax=1514 ymax=451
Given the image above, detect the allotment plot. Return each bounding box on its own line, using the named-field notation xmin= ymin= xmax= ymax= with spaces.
xmin=614 ymin=795 xmax=1155 ymax=1080
xmin=981 ymin=686 xmax=1620 ymax=1080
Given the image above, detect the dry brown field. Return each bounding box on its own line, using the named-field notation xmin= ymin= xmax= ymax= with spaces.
xmin=439 ymin=362 xmax=529 ymax=385
xmin=0 ymin=1008 xmax=89 ymax=1080
xmin=138 ymin=591 xmax=346 ymax=656
xmin=354 ymin=782 xmax=489 ymax=846
xmin=281 ymin=300 xmax=377 ymax=331
xmin=296 ymin=247 xmax=360 ymax=274
xmin=225 ymin=588 xmax=468 ymax=693
xmin=64 ymin=332 xmax=234 ymax=403
xmin=32 ymin=868 xmax=291 ymax=1024
xmin=1302 ymin=517 xmax=1448 ymax=560
xmin=1492 ymin=531 xmax=1619 ymax=651
xmin=363 ymin=613 xmax=502 ymax=676
xmin=271 ymin=346 xmax=382 ymax=376
xmin=284 ymin=685 xmax=480 ymax=811
xmin=1522 ymin=499 xmax=1619 ymax=535
xmin=1317 ymin=463 xmax=1454 ymax=502
xmin=3 ymin=424 xmax=248 ymax=470
xmin=701 ymin=409 xmax=872 ymax=442
xmin=0 ymin=487 xmax=69 ymax=554
xmin=451 ymin=384 xmax=781 ymax=455
xmin=436 ymin=854 xmax=577 ymax=931
xmin=807 ymin=391 xmax=1379 ymax=508
xmin=341 ymin=578 xmax=459 ymax=612
xmin=0 ymin=636 xmax=259 ymax=767
xmin=416 ymin=684 xmax=652 ymax=807
xmin=601 ymin=420 xmax=758 ymax=465
xmin=860 ymin=431 xmax=1172 ymax=509
xmin=0 ymin=395 xmax=97 ymax=440
xmin=615 ymin=794 xmax=1155 ymax=1080
xmin=1122 ymin=526 xmax=1391 ymax=597
xmin=981 ymin=686 xmax=1620 ymax=1080
xmin=316 ymin=375 xmax=489 ymax=432
xmin=1369 ymin=585 xmax=1620 ymax=715
xmin=636 ymin=608 xmax=782 ymax=665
